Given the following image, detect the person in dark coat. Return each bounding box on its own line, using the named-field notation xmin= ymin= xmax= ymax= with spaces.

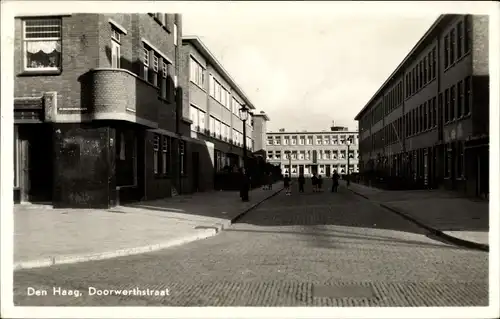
xmin=331 ymin=170 xmax=340 ymax=193
xmin=298 ymin=173 xmax=305 ymax=193
xmin=317 ymin=175 xmax=323 ymax=192
xmin=239 ymin=167 xmax=250 ymax=201
xmin=311 ymin=173 xmax=318 ymax=192
xmin=284 ymin=174 xmax=291 ymax=195
xmin=268 ymin=172 xmax=273 ymax=190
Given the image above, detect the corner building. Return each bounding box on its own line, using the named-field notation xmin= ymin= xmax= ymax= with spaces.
xmin=355 ymin=14 xmax=489 ymax=197
xmin=265 ymin=125 xmax=359 ymax=177
xmin=13 ymin=13 xmax=211 ymax=208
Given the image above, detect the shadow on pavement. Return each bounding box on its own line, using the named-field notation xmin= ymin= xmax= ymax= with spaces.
xmin=232 ymin=179 xmax=478 ymax=250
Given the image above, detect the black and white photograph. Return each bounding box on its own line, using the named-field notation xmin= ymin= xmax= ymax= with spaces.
xmin=1 ymin=1 xmax=498 ymax=318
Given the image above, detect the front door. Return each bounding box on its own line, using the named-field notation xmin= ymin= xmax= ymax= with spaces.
xmin=299 ymin=165 xmax=304 ymax=176
xmin=310 ymin=164 xmax=318 ymax=176
xmin=325 ymin=164 xmax=331 ymax=177
xmin=18 ymin=124 xmax=53 ymax=203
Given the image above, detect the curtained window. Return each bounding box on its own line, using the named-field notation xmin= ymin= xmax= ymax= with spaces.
xmin=24 ymin=18 xmax=62 ymax=70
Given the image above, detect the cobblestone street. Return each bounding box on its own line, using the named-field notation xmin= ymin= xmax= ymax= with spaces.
xmin=14 ymin=182 xmax=488 ymax=306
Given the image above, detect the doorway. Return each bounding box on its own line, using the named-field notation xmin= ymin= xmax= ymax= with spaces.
xmin=17 ymin=124 xmax=53 ymax=203
xmin=310 ymin=164 xmax=318 ymax=176
xmin=325 ymin=165 xmax=331 ymax=177
xmin=192 ymin=151 xmax=200 ymax=192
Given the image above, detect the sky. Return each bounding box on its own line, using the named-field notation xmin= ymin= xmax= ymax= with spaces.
xmin=183 ymin=12 xmax=439 ymax=132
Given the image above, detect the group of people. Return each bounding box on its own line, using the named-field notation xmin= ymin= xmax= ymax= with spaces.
xmin=283 ymin=171 xmax=341 ymax=195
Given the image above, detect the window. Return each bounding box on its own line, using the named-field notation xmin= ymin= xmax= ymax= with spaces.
xmin=190 ymin=106 xmax=199 ymax=130
xmin=423 ymin=57 xmax=428 ymax=84
xmin=284 ymin=137 xmax=289 ymax=145
xmin=450 ymin=85 xmax=456 ymax=121
xmin=161 ymin=137 xmax=170 ymax=175
xmin=275 ymin=151 xmax=281 ymax=160
xmin=299 ymin=151 xmax=305 ymax=160
xmin=444 ymin=89 xmax=450 ymax=123
xmin=423 ymin=102 xmax=428 ymax=130
xmin=14 ymin=126 xmax=19 ymax=187
xmin=179 ymin=140 xmax=186 ymax=176
xmin=307 ymin=137 xmax=313 ymax=145
xmin=316 ymin=136 xmax=322 ymax=145
xmin=209 ymin=117 xmax=215 ymax=136
xmin=199 ymin=111 xmax=206 ymax=132
xmin=215 ymin=119 xmax=221 ymax=138
xmin=427 ymin=52 xmax=432 ymax=81
xmin=299 ymin=137 xmax=305 ymax=145
xmin=209 ymin=75 xmax=215 ymax=96
xmin=173 ymin=23 xmax=178 ymax=46
xmin=267 ymin=151 xmax=273 ymax=160
xmin=275 ymin=137 xmax=281 ymax=145
xmin=457 ymin=21 xmax=463 ymax=58
xmin=190 ymin=58 xmax=204 ymax=87
xmin=464 ymin=15 xmax=471 ymax=53
xmin=432 ymin=47 xmax=437 ymax=79
xmin=153 ymin=135 xmax=160 ymax=174
xmin=464 ymin=76 xmax=471 ymax=115
xmin=142 ymin=44 xmax=149 ymax=80
xmin=291 ymin=137 xmax=297 ymax=145
xmin=220 ymin=124 xmax=226 ymax=141
xmin=111 ymin=27 xmax=121 ymax=68
xmin=444 ymin=35 xmax=449 ymax=68
xmin=432 ymin=97 xmax=437 ymax=127
xmin=160 ymin=61 xmax=168 ymax=98
xmin=23 ymin=18 xmax=62 ymax=71
xmin=450 ymin=29 xmax=455 ymax=64
xmin=267 ymin=136 xmax=273 ymax=145
xmin=150 ymin=54 xmax=159 ymax=86
xmin=457 ymin=80 xmax=463 ymax=118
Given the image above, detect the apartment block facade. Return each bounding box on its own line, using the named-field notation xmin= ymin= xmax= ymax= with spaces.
xmin=355 ymin=14 xmax=489 ymax=197
xmin=182 ymin=36 xmax=256 ymax=174
xmin=13 ymin=13 xmax=213 ymax=208
xmin=265 ymin=125 xmax=359 ymax=177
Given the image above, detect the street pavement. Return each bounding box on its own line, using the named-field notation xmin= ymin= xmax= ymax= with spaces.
xmin=345 ymin=181 xmax=489 ymax=248
xmin=13 ymin=180 xmax=488 ymax=306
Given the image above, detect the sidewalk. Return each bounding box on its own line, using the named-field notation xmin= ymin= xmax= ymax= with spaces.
xmin=344 ymin=181 xmax=489 ymax=251
xmin=14 ymin=181 xmax=284 ymax=270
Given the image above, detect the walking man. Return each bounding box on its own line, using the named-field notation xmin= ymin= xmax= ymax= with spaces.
xmin=331 ymin=170 xmax=340 ymax=193
xmin=298 ymin=172 xmax=305 ymax=193
xmin=317 ymin=175 xmax=323 ymax=192
xmin=312 ymin=173 xmax=318 ymax=192
xmin=284 ymin=174 xmax=291 ymax=195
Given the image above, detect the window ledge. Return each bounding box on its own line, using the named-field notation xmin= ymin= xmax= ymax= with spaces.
xmin=18 ymin=69 xmax=61 ymax=76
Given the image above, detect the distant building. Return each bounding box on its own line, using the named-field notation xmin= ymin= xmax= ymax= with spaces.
xmin=355 ymin=14 xmax=489 ymax=197
xmin=251 ymin=111 xmax=270 ymax=155
xmin=265 ymin=123 xmax=359 ymax=177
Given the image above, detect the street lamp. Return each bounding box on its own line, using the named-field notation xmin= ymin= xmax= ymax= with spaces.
xmin=346 ymin=139 xmax=352 ymax=186
xmin=239 ymin=105 xmax=249 ymax=171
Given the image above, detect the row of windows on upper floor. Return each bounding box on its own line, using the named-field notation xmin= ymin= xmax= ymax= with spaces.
xmin=190 ymin=57 xmax=247 ymax=120
xmin=267 ymin=149 xmax=358 ymax=161
xmin=190 ymin=105 xmax=253 ymax=150
xmin=359 ymin=75 xmax=472 ymax=151
xmin=359 ymin=16 xmax=472 ymax=131
xmin=282 ymin=164 xmax=359 ymax=176
xmin=266 ymin=135 xmax=358 ymax=146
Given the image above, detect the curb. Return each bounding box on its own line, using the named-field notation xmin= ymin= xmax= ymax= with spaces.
xmin=14 ymin=186 xmax=284 ymax=272
xmin=347 ymin=188 xmax=489 ymax=252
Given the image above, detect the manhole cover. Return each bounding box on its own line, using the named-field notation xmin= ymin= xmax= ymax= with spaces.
xmin=313 ymin=284 xmax=375 ymax=298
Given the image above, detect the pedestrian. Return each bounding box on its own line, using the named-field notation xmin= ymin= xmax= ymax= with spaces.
xmin=284 ymin=174 xmax=291 ymax=195
xmin=317 ymin=175 xmax=323 ymax=192
xmin=268 ymin=172 xmax=273 ymax=190
xmin=311 ymin=173 xmax=318 ymax=192
xmin=298 ymin=172 xmax=305 ymax=193
xmin=331 ymin=170 xmax=340 ymax=193
xmin=239 ymin=167 xmax=250 ymax=202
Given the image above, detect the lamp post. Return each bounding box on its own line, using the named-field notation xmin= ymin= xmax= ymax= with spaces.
xmin=239 ymin=105 xmax=250 ymax=201
xmin=346 ymin=139 xmax=351 ymax=186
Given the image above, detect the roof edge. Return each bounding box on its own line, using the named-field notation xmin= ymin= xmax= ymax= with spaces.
xmin=182 ymin=35 xmax=256 ymax=110
xmin=354 ymin=14 xmax=450 ymax=121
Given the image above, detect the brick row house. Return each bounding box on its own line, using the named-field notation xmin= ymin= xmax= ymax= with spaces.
xmin=355 ymin=14 xmax=489 ymax=198
xmin=181 ymin=36 xmax=257 ymax=175
xmin=13 ymin=13 xmax=246 ymax=208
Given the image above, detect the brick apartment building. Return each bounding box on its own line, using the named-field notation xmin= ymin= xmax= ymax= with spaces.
xmin=355 ymin=14 xmax=489 ymax=197
xmin=13 ymin=13 xmax=214 ymax=208
xmin=265 ymin=124 xmax=359 ymax=177
xmin=182 ymin=36 xmax=259 ymax=174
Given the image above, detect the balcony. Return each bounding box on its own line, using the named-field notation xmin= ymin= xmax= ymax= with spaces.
xmin=79 ymin=68 xmax=173 ymax=128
